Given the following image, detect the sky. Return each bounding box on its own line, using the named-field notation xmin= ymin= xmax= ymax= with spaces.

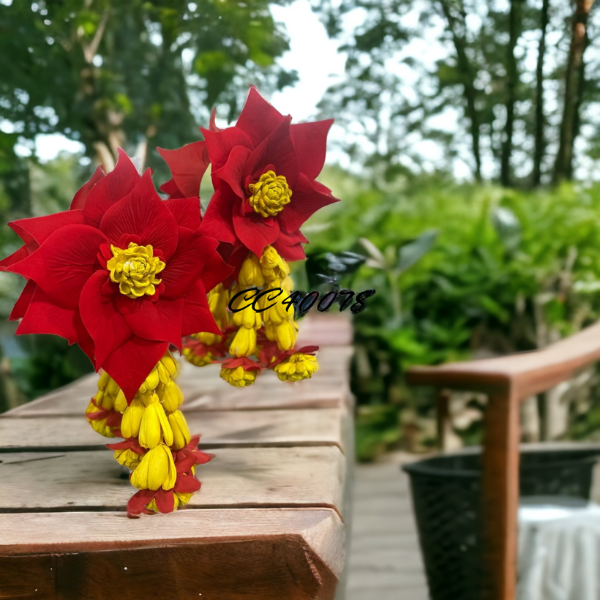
xmin=26 ymin=0 xmax=348 ymax=164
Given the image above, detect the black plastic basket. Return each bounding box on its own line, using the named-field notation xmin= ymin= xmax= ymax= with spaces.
xmin=402 ymin=448 xmax=600 ymax=600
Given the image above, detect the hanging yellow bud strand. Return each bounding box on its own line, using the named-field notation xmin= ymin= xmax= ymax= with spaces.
xmin=90 ymin=350 xmax=214 ymax=516
xmin=183 ymin=245 xmax=320 ymax=387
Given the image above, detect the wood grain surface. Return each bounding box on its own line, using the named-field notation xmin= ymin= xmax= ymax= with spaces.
xmin=0 ymin=509 xmax=344 ymax=600
xmin=3 ymin=347 xmax=354 ymax=417
xmin=0 ymin=408 xmax=350 ymax=452
xmin=1 ymin=314 xmax=354 ymax=600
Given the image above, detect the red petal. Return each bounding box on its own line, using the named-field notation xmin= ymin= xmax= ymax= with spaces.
xmin=83 ymin=150 xmax=140 ymax=226
xmin=70 ymin=166 xmax=105 ymax=210
xmin=79 ymin=271 xmax=132 ymax=368
xmin=202 ymin=126 xmax=253 ymax=174
xmin=159 ymin=178 xmax=184 ymax=199
xmin=198 ymin=239 xmax=234 ymax=292
xmin=155 ymin=488 xmax=176 ymax=513
xmin=100 ymin=170 xmax=179 ymax=260
xmin=176 ymin=455 xmax=197 ymax=473
xmin=278 ymin=174 xmax=339 ymax=233
xmin=273 ymin=239 xmax=306 ymax=262
xmin=192 ymin=450 xmax=214 ymax=465
xmin=212 ymin=145 xmax=251 ymax=199
xmin=161 ymin=229 xmax=217 ymax=299
xmin=290 ymin=120 xmax=333 ymax=181
xmin=157 ymin=141 xmax=209 ymax=198
xmin=16 ymin=287 xmax=82 ymax=344
xmin=232 ymin=210 xmax=279 ymax=258
xmin=124 ymin=297 xmax=184 ymax=350
xmin=235 ymin=86 xmax=286 ymax=146
xmin=197 ymin=188 xmax=237 ymax=245
xmin=174 ymin=474 xmax=201 ymax=494
xmin=10 ymin=210 xmax=85 ymax=247
xmin=103 ymin=337 xmax=169 ymax=400
xmin=127 ymin=489 xmax=156 ymax=516
xmin=165 ymin=197 xmax=202 ymax=231
xmin=181 ymin=281 xmax=221 ymax=337
xmin=0 ymin=245 xmax=31 ymax=271
xmin=245 ymin=117 xmax=299 ymax=187
xmin=8 ymin=224 xmax=107 ymax=310
xmin=106 ymin=439 xmax=131 ymax=450
xmin=9 ymin=279 xmax=37 ymax=321
xmin=273 ymin=227 xmax=308 ymax=261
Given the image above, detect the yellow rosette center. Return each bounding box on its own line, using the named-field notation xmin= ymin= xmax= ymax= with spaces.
xmin=248 ymin=170 xmax=292 ymax=218
xmin=107 ymin=242 xmax=165 ymax=299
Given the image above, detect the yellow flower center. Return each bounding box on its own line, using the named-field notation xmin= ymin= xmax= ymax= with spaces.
xmin=248 ymin=170 xmax=292 ymax=217
xmin=107 ymin=242 xmax=165 ymax=299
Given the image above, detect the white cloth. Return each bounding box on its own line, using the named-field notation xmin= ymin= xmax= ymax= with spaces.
xmin=517 ymin=500 xmax=600 ymax=600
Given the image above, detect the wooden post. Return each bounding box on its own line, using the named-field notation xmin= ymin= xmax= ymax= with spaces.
xmin=481 ymin=388 xmax=520 ymax=600
xmin=436 ymin=389 xmax=451 ymax=451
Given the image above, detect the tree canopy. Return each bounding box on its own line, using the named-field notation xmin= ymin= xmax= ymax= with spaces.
xmin=314 ymin=0 xmax=599 ymax=186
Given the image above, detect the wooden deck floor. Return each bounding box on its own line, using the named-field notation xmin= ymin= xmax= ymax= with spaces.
xmin=347 ymin=454 xmax=429 ymax=600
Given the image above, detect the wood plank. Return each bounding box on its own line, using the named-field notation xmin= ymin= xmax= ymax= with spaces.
xmin=0 ymin=408 xmax=350 ymax=453
xmin=3 ymin=346 xmax=353 ymax=417
xmin=0 ymin=508 xmax=344 ymax=600
xmin=0 ymin=446 xmax=346 ymax=515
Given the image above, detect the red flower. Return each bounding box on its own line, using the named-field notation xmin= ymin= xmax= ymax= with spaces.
xmin=161 ymin=87 xmax=338 ymax=260
xmin=2 ymin=150 xmax=232 ymax=399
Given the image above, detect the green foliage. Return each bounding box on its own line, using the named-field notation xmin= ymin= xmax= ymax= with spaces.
xmin=0 ymin=0 xmax=296 ymax=179
xmin=307 ymin=168 xmax=600 ymax=458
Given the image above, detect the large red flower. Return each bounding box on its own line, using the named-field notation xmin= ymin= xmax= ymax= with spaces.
xmin=160 ymin=87 xmax=338 ymax=260
xmin=1 ymin=150 xmax=231 ymax=399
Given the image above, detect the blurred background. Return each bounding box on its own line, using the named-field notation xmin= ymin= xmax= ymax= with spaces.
xmin=2 ymin=0 xmax=600 ymax=461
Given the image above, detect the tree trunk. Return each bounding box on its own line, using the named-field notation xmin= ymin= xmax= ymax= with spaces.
xmin=439 ymin=0 xmax=482 ymax=181
xmin=500 ymin=0 xmax=523 ymax=187
xmin=553 ymin=0 xmax=593 ymax=183
xmin=532 ymin=0 xmax=550 ymax=187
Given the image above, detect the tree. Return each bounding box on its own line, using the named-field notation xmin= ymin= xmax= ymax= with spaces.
xmin=314 ymin=0 xmax=600 ymax=186
xmin=0 ymin=0 xmax=296 ymax=174
xmin=553 ymin=0 xmax=594 ymax=182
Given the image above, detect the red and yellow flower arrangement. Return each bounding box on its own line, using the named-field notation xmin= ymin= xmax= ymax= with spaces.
xmin=0 ymin=87 xmax=337 ymax=516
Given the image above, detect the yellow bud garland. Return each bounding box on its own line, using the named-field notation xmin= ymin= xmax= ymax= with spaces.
xmin=183 ymin=245 xmax=319 ymax=388
xmin=85 ymin=350 xmax=212 ymax=516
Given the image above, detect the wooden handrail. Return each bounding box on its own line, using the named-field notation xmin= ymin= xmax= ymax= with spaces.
xmin=406 ymin=320 xmax=600 ymax=399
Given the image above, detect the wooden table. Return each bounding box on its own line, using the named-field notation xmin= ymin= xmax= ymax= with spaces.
xmin=406 ymin=320 xmax=600 ymax=600
xmin=0 ymin=314 xmax=354 ymax=600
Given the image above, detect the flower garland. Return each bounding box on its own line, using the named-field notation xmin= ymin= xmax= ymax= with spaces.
xmin=162 ymin=87 xmax=338 ymax=385
xmin=1 ymin=86 xmax=338 ymax=516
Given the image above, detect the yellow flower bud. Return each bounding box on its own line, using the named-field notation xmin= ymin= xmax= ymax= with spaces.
xmin=260 ymin=246 xmax=289 ymax=282
xmin=140 ymin=367 xmax=160 ymax=394
xmin=168 ymin=410 xmax=191 ymax=450
xmin=114 ymin=389 xmax=128 ymax=413
xmin=193 ymin=331 xmax=222 ymax=345
xmin=183 ymin=347 xmax=214 ymax=367
xmin=130 ymin=444 xmax=177 ymax=491
xmin=159 ymin=381 xmax=184 ymax=413
xmin=274 ymin=320 xmax=298 ymax=351
xmin=85 ymin=400 xmax=115 ymax=438
xmin=114 ymin=448 xmax=143 ymax=470
xmin=232 ymin=301 xmax=261 ymax=329
xmin=220 ymin=365 xmax=258 ymax=387
xmin=239 ymin=254 xmax=265 ymax=288
xmin=106 ymin=376 xmax=120 ymax=397
xmin=229 ymin=326 xmax=257 ymax=357
xmin=274 ymin=353 xmax=319 ymax=382
xmin=139 ymin=402 xmax=174 ymax=449
xmin=160 ymin=352 xmax=179 ymax=378
xmin=97 ymin=370 xmax=111 ymax=391
xmin=175 ymin=492 xmax=193 ymax=507
xmin=121 ymin=399 xmax=144 ymax=439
